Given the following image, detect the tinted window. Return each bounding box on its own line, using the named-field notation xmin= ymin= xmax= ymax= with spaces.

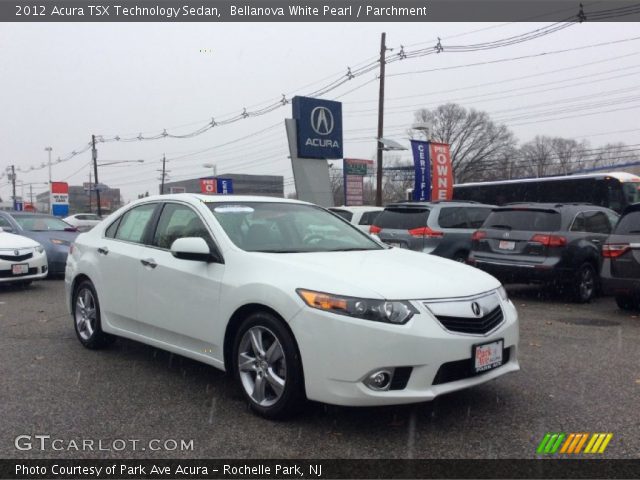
xmin=330 ymin=209 xmax=353 ymax=221
xmin=153 ymin=203 xmax=213 ymax=250
xmin=570 ymin=213 xmax=585 ymax=232
xmin=613 ymin=211 xmax=640 ymax=235
xmin=466 ymin=207 xmax=492 ymax=229
xmin=584 ymin=211 xmax=611 ymax=234
xmin=484 ymin=209 xmax=561 ymax=232
xmin=105 ymin=217 xmax=121 ymax=238
xmin=437 ymin=207 xmax=468 ymax=229
xmin=359 ymin=210 xmax=381 ymax=226
xmin=114 ymin=204 xmax=156 ymax=243
xmin=375 ymin=208 xmax=429 ymax=230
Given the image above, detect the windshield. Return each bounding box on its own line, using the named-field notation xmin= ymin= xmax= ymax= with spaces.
xmin=13 ymin=215 xmax=74 ymax=232
xmin=484 ymin=209 xmax=561 ymax=232
xmin=207 ymin=202 xmax=383 ymax=253
xmin=622 ymin=182 xmax=640 ymax=205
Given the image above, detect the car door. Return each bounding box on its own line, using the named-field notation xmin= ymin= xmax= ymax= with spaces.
xmin=583 ymin=210 xmax=614 ymax=264
xmin=95 ymin=202 xmax=158 ymax=333
xmin=136 ymin=201 xmax=225 ymax=359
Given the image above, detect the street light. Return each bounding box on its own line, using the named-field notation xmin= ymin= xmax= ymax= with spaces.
xmin=98 ymin=159 xmax=145 ymax=167
xmin=203 ymin=163 xmax=217 ymax=177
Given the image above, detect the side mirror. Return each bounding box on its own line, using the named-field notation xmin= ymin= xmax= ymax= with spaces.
xmin=170 ymin=237 xmax=223 ymax=263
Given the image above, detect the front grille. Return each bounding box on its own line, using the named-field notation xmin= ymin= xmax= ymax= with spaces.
xmin=389 ymin=367 xmax=413 ymax=390
xmin=0 ymin=252 xmax=33 ymax=262
xmin=0 ymin=267 xmax=37 ymax=278
xmin=435 ymin=305 xmax=504 ymax=335
xmin=432 ymin=347 xmax=511 ymax=385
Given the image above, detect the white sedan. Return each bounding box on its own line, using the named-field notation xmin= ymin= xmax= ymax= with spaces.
xmin=0 ymin=228 xmax=48 ymax=285
xmin=63 ymin=213 xmax=101 ymax=231
xmin=65 ymin=194 xmax=519 ymax=419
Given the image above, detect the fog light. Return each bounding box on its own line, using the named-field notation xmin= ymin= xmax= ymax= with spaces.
xmin=364 ymin=369 xmax=392 ymax=391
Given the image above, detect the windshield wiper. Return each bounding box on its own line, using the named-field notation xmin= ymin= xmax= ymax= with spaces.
xmin=329 ymin=247 xmax=378 ymax=252
xmin=489 ymin=224 xmax=513 ymax=230
xmin=252 ymin=249 xmax=302 ymax=253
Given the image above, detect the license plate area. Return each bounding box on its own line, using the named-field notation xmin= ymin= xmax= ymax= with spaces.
xmin=12 ymin=263 xmax=29 ymax=275
xmin=498 ymin=240 xmax=515 ymax=250
xmin=473 ymin=339 xmax=504 ymax=373
xmin=385 ymin=241 xmax=404 ymax=248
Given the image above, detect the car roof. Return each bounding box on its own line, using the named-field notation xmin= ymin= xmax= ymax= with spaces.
xmin=496 ymin=202 xmax=610 ymax=212
xmin=385 ymin=201 xmax=495 ymax=209
xmin=135 ymin=193 xmax=311 ymax=205
xmin=330 ymin=206 xmax=383 ymax=212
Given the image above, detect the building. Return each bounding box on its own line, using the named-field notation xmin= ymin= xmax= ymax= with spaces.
xmin=36 ymin=184 xmax=122 ymax=215
xmin=161 ymin=173 xmax=284 ymax=197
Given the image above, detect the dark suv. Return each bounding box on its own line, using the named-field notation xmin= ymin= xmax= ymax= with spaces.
xmin=601 ymin=203 xmax=640 ymax=310
xmin=370 ymin=201 xmax=494 ymax=262
xmin=468 ymin=203 xmax=619 ymax=302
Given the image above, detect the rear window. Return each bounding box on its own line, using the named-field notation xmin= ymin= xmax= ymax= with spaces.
xmin=375 ymin=208 xmax=429 ymax=230
xmin=330 ymin=209 xmax=353 ymax=222
xmin=614 ymin=211 xmax=640 ymax=235
xmin=484 ymin=209 xmax=561 ymax=232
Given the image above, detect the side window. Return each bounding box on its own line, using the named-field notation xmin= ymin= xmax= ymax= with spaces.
xmin=0 ymin=216 xmax=13 ymax=231
xmin=584 ymin=211 xmax=612 ymax=234
xmin=114 ymin=204 xmax=157 ymax=243
xmin=359 ymin=211 xmax=380 ymax=226
xmin=466 ymin=208 xmax=491 ymax=229
xmin=152 ymin=203 xmax=213 ymax=250
xmin=570 ymin=213 xmax=585 ymax=232
xmin=437 ymin=207 xmax=468 ymax=229
xmin=104 ymin=217 xmax=121 ymax=238
xmin=331 ymin=209 xmax=353 ymax=222
xmin=76 ymin=215 xmax=86 ymax=220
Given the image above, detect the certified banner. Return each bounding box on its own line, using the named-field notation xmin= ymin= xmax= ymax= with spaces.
xmin=429 ymin=142 xmax=453 ymax=201
xmin=410 ymin=140 xmax=430 ymax=201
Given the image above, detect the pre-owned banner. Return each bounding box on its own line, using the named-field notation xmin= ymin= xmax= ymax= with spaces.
xmin=429 ymin=142 xmax=453 ymax=201
xmin=50 ymin=181 xmax=69 ymax=217
xmin=410 ymin=140 xmax=430 ymax=201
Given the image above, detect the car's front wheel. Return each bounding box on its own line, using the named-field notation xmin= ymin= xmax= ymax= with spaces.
xmin=232 ymin=312 xmax=305 ymax=419
xmin=72 ymin=280 xmax=115 ymax=349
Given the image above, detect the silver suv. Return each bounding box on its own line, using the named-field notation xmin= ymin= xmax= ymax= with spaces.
xmin=370 ymin=201 xmax=494 ymax=262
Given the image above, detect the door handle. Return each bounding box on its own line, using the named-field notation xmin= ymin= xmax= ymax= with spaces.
xmin=591 ymin=239 xmax=601 ymax=245
xmin=97 ymin=247 xmax=109 ymax=255
xmin=140 ymin=258 xmax=157 ymax=269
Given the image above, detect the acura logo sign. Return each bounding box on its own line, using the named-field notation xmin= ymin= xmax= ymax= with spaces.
xmin=471 ymin=302 xmax=482 ymax=317
xmin=310 ymin=107 xmax=334 ymax=135
xmin=14 ymin=250 xmax=20 ymax=256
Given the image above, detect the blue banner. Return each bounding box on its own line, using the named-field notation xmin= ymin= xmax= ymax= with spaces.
xmin=216 ymin=178 xmax=233 ymax=194
xmin=411 ymin=140 xmax=430 ymax=201
xmin=292 ymin=96 xmax=343 ymax=159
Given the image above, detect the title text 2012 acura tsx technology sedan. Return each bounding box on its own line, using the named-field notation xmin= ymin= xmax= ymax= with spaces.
xmin=65 ymin=194 xmax=519 ymax=419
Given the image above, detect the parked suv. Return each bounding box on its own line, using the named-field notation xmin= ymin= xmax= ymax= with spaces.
xmin=370 ymin=201 xmax=495 ymax=262
xmin=601 ymin=203 xmax=640 ymax=310
xmin=468 ymin=203 xmax=619 ymax=302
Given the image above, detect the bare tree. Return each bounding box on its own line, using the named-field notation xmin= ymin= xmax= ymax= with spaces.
xmin=590 ymin=142 xmax=638 ymax=170
xmin=517 ymin=136 xmax=556 ymax=178
xmin=551 ymin=137 xmax=589 ymax=175
xmin=411 ymin=103 xmax=517 ymax=183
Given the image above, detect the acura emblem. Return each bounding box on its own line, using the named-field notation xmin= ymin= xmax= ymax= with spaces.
xmin=503 ymin=232 xmax=510 ymax=238
xmin=471 ymin=302 xmax=482 ymax=317
xmin=310 ymin=106 xmax=334 ymax=135
xmin=14 ymin=249 xmax=20 ymax=256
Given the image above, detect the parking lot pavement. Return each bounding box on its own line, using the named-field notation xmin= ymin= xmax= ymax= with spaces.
xmin=1 ymin=279 xmax=639 ymax=459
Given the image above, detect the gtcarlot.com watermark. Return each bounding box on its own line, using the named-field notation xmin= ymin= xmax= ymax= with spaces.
xmin=15 ymin=435 xmax=194 ymax=452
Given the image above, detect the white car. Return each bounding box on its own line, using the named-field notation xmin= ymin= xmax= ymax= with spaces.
xmin=63 ymin=213 xmax=101 ymax=231
xmin=329 ymin=206 xmax=383 ymax=232
xmin=65 ymin=194 xmax=519 ymax=418
xmin=0 ymin=227 xmax=48 ymax=285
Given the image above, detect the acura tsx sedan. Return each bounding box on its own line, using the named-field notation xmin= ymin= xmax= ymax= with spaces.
xmin=65 ymin=194 xmax=519 ymax=418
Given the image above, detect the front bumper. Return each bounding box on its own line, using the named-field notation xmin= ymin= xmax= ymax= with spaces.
xmin=0 ymin=253 xmax=48 ymax=283
xmin=45 ymin=246 xmax=70 ymax=274
xmin=289 ymin=295 xmax=519 ymax=406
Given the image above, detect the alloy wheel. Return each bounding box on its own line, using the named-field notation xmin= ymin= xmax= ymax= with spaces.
xmin=75 ymin=287 xmax=96 ymax=341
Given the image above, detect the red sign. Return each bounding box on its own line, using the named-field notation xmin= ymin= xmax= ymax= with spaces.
xmin=200 ymin=179 xmax=217 ymax=195
xmin=51 ymin=182 xmax=69 ymax=194
xmin=430 ymin=143 xmax=453 ymax=201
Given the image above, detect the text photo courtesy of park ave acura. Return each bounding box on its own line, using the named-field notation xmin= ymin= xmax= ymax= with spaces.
xmin=1 ymin=1 xmax=640 ymax=479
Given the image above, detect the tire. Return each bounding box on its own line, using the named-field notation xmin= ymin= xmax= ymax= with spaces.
xmin=232 ymin=311 xmax=305 ymax=419
xmin=615 ymin=294 xmax=637 ymax=311
xmin=72 ymin=280 xmax=115 ymax=349
xmin=572 ymin=263 xmax=597 ymax=303
xmin=452 ymin=251 xmax=468 ymax=263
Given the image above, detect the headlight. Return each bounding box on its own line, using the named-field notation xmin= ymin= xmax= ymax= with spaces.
xmin=497 ymin=285 xmax=509 ymax=302
xmin=296 ymin=289 xmax=417 ymax=325
xmin=34 ymin=245 xmax=44 ymax=254
xmin=50 ymin=238 xmax=69 ymax=246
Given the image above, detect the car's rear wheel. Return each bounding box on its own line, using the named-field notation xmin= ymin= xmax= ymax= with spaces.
xmin=573 ymin=263 xmax=597 ymax=303
xmin=232 ymin=312 xmax=305 ymax=419
xmin=452 ymin=251 xmax=468 ymax=263
xmin=72 ymin=280 xmax=115 ymax=349
xmin=615 ymin=294 xmax=637 ymax=311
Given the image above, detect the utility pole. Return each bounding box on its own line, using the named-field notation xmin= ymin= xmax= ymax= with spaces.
xmin=92 ymin=135 xmax=102 ymax=217
xmin=160 ymin=154 xmax=167 ymax=194
xmin=375 ymin=32 xmax=387 ymax=207
xmin=10 ymin=165 xmax=16 ymax=210
xmin=29 ymin=184 xmax=33 ymax=206
xmin=88 ymin=170 xmax=92 ymax=213
xmin=44 ymin=147 xmax=52 ymax=184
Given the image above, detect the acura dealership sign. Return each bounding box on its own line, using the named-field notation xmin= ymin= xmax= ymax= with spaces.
xmin=292 ymin=96 xmax=343 ymax=159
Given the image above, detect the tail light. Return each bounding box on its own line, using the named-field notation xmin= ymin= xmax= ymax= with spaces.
xmin=408 ymin=226 xmax=443 ymax=238
xmin=530 ymin=234 xmax=567 ymax=247
xmin=369 ymin=225 xmax=382 ymax=234
xmin=471 ymin=230 xmax=487 ymax=241
xmin=602 ymin=243 xmax=630 ymax=258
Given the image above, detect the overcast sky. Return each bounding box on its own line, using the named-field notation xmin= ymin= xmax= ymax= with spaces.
xmin=1 ymin=21 xmax=639 ymax=203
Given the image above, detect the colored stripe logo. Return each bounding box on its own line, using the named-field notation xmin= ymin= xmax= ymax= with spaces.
xmin=537 ymin=433 xmax=613 ymax=454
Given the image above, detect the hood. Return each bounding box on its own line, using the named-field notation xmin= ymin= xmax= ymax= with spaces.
xmin=0 ymin=231 xmax=41 ymax=249
xmin=252 ymin=248 xmax=501 ymax=300
xmin=24 ymin=230 xmax=79 ymax=244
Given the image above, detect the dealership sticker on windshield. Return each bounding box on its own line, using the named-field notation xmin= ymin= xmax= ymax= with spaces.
xmin=213 ymin=206 xmax=255 ymax=213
